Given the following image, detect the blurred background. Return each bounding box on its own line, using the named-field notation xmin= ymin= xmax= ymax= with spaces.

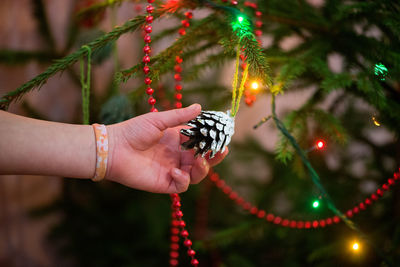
xmin=0 ymin=0 xmax=399 ymax=266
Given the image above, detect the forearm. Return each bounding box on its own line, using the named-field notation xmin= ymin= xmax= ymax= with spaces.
xmin=0 ymin=110 xmax=96 ymax=178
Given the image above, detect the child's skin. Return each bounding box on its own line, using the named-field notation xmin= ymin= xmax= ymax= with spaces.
xmin=0 ymin=104 xmax=228 ymax=193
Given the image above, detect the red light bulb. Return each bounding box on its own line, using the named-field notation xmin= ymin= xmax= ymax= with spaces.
xmin=316 ymin=140 xmax=325 ymax=149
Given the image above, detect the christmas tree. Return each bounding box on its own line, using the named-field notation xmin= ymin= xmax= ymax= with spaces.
xmin=1 ymin=0 xmax=400 ymax=266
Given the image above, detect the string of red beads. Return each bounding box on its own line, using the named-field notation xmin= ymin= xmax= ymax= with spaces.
xmin=170 ymin=194 xmax=199 ymax=266
xmin=174 ymin=12 xmax=193 ymax=109
xmin=140 ymin=3 xmax=198 ymax=264
xmin=244 ymin=1 xmax=263 ymax=43
xmin=143 ymin=0 xmax=157 ymax=112
xmin=168 ymin=10 xmax=199 ymax=267
xmin=208 ymin=168 xmax=400 ymax=229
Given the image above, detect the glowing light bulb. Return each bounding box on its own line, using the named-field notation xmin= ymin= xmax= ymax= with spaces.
xmin=251 ymin=81 xmax=259 ymax=91
xmin=231 ymin=14 xmax=251 ymax=37
xmin=374 ymin=63 xmax=388 ymax=81
xmin=316 ymin=140 xmax=325 ymax=150
xmin=372 ymin=116 xmax=381 ymax=126
xmin=312 ymin=200 xmax=320 ymax=208
xmin=352 ymin=242 xmax=360 ymax=251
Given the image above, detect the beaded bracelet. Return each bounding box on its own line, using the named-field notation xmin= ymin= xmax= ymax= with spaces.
xmin=92 ymin=123 xmax=108 ymax=182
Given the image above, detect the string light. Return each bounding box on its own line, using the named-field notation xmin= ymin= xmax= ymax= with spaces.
xmin=316 ymin=140 xmax=325 ymax=150
xmin=306 ymin=140 xmax=326 ymax=153
xmin=251 ymin=81 xmax=259 ymax=91
xmin=231 ymin=14 xmax=252 ymax=37
xmin=374 ymin=63 xmax=388 ymax=81
xmin=372 ymin=115 xmax=381 ymax=126
xmin=351 ymin=241 xmax=360 ymax=252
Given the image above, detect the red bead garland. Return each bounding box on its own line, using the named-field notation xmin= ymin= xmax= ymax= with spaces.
xmin=139 ymin=3 xmax=197 ymax=265
xmin=208 ymin=168 xmax=400 ymax=229
xmin=170 ymin=194 xmax=181 ymax=267
xmin=167 ymin=10 xmax=198 ymax=267
xmin=174 ymin=12 xmax=192 ymax=109
xmin=143 ymin=0 xmax=157 ymax=112
xmin=169 ymin=194 xmax=199 ymax=267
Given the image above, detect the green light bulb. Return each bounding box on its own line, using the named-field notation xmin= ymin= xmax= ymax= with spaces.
xmin=231 ymin=14 xmax=252 ymax=37
xmin=374 ymin=63 xmax=388 ymax=81
xmin=312 ymin=200 xmax=320 ymax=208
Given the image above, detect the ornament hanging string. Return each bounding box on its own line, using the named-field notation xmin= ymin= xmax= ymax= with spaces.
xmin=231 ymin=44 xmax=240 ymax=115
xmin=231 ymin=44 xmax=249 ymax=117
xmin=235 ymin=63 xmax=249 ymax=115
xmin=80 ymin=45 xmax=92 ymax=125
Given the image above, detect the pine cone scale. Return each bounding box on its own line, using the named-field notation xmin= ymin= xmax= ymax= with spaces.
xmin=180 ymin=110 xmax=235 ymax=158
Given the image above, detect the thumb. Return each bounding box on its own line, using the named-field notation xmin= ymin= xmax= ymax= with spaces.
xmin=149 ymin=104 xmax=201 ymax=131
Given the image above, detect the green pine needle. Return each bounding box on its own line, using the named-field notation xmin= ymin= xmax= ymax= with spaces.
xmin=0 ymin=10 xmax=165 ymax=110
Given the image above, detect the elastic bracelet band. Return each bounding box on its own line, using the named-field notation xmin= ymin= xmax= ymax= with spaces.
xmin=92 ymin=123 xmax=108 ymax=182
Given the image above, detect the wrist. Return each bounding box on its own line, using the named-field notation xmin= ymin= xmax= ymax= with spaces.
xmin=103 ymin=121 xmax=143 ymax=188
xmin=104 ymin=124 xmax=117 ymax=181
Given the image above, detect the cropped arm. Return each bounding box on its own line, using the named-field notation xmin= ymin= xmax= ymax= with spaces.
xmin=0 ymin=110 xmax=96 ymax=178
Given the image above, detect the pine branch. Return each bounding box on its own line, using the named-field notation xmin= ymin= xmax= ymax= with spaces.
xmin=275 ymin=58 xmax=307 ymax=93
xmin=271 ymin=94 xmax=353 ymax=224
xmin=219 ymin=26 xmax=272 ymax=87
xmin=199 ymin=221 xmax=261 ymax=249
xmin=351 ymin=81 xmax=400 ymax=132
xmin=184 ymin=52 xmax=230 ymax=82
xmin=0 ymin=50 xmax=59 ymax=64
xmin=151 ymin=26 xmax=181 ymax=43
xmin=275 ymin=88 xmax=347 ymax=165
xmin=75 ymin=0 xmax=128 ymax=18
xmin=264 ymin=14 xmax=330 ymax=33
xmin=117 ymin=19 xmax=219 ymax=101
xmin=0 ymin=10 xmax=165 ymax=110
xmin=124 ymin=41 xmax=218 ymax=101
xmin=32 ymin=0 xmax=56 ymax=49
xmin=183 ymin=84 xmax=229 ymax=94
xmin=117 ymin=15 xmax=217 ymax=83
xmin=240 ymin=36 xmax=271 ymax=87
xmin=199 ymin=4 xmax=272 ymax=87
xmin=271 ymin=94 xmax=393 ymax=266
xmin=63 ymin=6 xmax=80 ymax=53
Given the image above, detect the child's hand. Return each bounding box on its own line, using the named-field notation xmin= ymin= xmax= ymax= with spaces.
xmin=106 ymin=104 xmax=228 ymax=193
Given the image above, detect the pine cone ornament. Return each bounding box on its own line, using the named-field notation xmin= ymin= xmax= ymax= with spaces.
xmin=180 ymin=110 xmax=235 ymax=158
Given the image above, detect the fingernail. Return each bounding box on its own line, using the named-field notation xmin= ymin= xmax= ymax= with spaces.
xmin=189 ymin=104 xmax=201 ymax=111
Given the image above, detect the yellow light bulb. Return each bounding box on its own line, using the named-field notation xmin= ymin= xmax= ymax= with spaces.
xmin=352 ymin=242 xmax=360 ymax=251
xmin=251 ymin=82 xmax=259 ymax=91
xmin=372 ymin=116 xmax=381 ymax=126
